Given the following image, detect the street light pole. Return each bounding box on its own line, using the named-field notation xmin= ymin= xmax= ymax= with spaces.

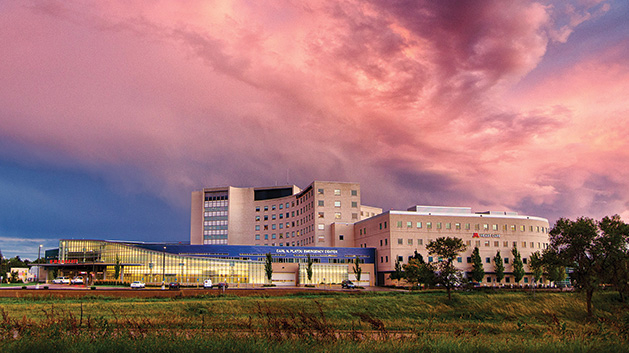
xmin=36 ymin=244 xmax=42 ymax=289
xmin=162 ymin=246 xmax=166 ymax=290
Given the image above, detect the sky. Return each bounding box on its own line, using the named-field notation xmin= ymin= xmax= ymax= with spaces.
xmin=1 ymin=0 xmax=628 ymax=260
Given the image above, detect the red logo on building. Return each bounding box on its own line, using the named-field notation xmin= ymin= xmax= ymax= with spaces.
xmin=472 ymin=233 xmax=479 ymax=238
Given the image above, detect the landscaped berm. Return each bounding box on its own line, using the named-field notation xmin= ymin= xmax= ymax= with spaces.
xmin=0 ymin=290 xmax=627 ymax=353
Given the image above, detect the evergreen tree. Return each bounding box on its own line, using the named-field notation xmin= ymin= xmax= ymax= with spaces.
xmin=390 ymin=258 xmax=404 ymax=284
xmin=470 ymin=247 xmax=485 ymax=283
xmin=306 ymin=254 xmax=313 ymax=285
xmin=494 ymin=251 xmax=505 ymax=285
xmin=528 ymin=251 xmax=544 ymax=285
xmin=265 ymin=253 xmax=273 ymax=284
xmin=512 ymin=246 xmax=525 ymax=285
xmin=353 ymin=256 xmax=362 ymax=283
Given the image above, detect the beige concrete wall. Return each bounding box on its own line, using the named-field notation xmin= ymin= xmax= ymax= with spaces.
xmin=355 ymin=211 xmax=550 ymax=285
xmin=190 ymin=191 xmax=204 ymax=245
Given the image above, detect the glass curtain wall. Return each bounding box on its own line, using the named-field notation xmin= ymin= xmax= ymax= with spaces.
xmin=60 ymin=240 xmax=265 ymax=285
xmin=298 ymin=263 xmax=349 ymax=285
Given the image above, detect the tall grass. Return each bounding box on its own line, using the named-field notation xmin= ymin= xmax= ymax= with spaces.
xmin=0 ymin=291 xmax=627 ymax=352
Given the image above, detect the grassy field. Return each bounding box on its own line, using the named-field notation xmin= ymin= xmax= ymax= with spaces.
xmin=0 ymin=290 xmax=627 ymax=352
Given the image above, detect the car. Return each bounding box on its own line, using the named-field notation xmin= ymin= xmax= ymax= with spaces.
xmin=130 ymin=281 xmax=145 ymax=289
xmin=203 ymin=279 xmax=213 ymax=288
xmin=216 ymin=282 xmax=228 ymax=289
xmin=71 ymin=276 xmax=84 ymax=285
xmin=53 ymin=276 xmax=70 ymax=284
xmin=168 ymin=282 xmax=180 ymax=290
xmin=341 ymin=280 xmax=356 ymax=289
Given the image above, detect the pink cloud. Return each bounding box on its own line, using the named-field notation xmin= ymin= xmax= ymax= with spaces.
xmin=0 ymin=0 xmax=627 ymax=224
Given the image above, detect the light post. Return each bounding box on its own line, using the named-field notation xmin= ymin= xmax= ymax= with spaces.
xmin=35 ymin=244 xmax=42 ymax=289
xmin=161 ymin=246 xmax=166 ymax=290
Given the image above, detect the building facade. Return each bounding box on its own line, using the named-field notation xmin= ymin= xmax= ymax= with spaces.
xmin=191 ymin=181 xmax=382 ymax=247
xmin=353 ymin=206 xmax=550 ymax=285
xmin=43 ymin=240 xmax=375 ymax=287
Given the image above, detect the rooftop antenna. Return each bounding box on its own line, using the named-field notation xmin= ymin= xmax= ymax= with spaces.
xmin=286 ymin=169 xmax=289 ymax=185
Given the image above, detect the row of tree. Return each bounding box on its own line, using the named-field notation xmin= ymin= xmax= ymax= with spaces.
xmin=388 ymin=215 xmax=629 ymax=317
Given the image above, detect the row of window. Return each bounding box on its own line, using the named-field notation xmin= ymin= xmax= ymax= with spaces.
xmin=389 ymin=238 xmax=549 ymax=250
xmin=317 ymin=188 xmax=358 ymax=196
xmin=395 ymin=221 xmax=547 ymax=233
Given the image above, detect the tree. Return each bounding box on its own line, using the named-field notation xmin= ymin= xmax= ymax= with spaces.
xmin=265 ymin=253 xmax=273 ymax=284
xmin=306 ymin=254 xmax=313 ymax=285
xmin=511 ymin=246 xmax=525 ymax=285
xmin=114 ymin=255 xmax=121 ymax=281
xmin=402 ymin=257 xmax=434 ymax=289
xmin=389 ymin=258 xmax=404 ymax=284
xmin=426 ymin=237 xmax=466 ymax=300
xmin=353 ymin=256 xmax=362 ymax=284
xmin=494 ymin=251 xmax=505 ymax=285
xmin=598 ymin=215 xmax=629 ymax=302
xmin=528 ymin=251 xmax=544 ymax=285
xmin=541 ymin=248 xmax=566 ymax=285
xmin=548 ymin=217 xmax=603 ymax=318
xmin=470 ymin=247 xmax=485 ymax=284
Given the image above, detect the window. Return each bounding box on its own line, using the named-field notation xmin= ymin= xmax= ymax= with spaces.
xmin=334 ymin=189 xmax=341 ymax=196
xmin=511 ymin=225 xmax=516 ymax=231
xmin=255 ymin=225 xmax=260 ymax=231
xmin=279 ymin=204 xmax=283 ymax=210
xmin=524 ymin=277 xmax=529 ymax=283
xmin=264 ymin=206 xmax=268 ymax=211
xmin=272 ymin=224 xmax=276 ymax=230
xmin=485 ymin=257 xmax=490 ymax=263
xmin=483 ymin=224 xmax=489 ymax=230
xmin=457 ymin=257 xmax=462 ymax=263
xmin=503 ymin=241 xmax=508 ymax=247
xmin=351 ymin=201 xmax=358 ymax=208
xmin=520 ymin=225 xmax=525 ymax=231
xmin=272 ymin=205 xmax=276 ymax=210
xmin=255 ymin=234 xmax=260 ymax=240
xmin=385 ymin=256 xmax=388 ymax=263
xmin=264 ymin=225 xmax=268 ymax=230
xmin=504 ymin=258 xmax=509 ymax=264
xmin=505 ymin=277 xmax=510 ymax=283
xmin=398 ymin=238 xmax=403 ymax=245
xmin=407 ymin=221 xmax=412 ymax=228
xmin=484 ymin=241 xmax=490 ymax=247
xmin=397 ymin=221 xmax=403 ymax=228
xmin=522 ymin=242 xmax=527 ymax=248
xmin=531 ymin=242 xmax=534 ymax=248
xmin=264 ymin=215 xmax=268 ymax=221
xmin=384 ymin=221 xmax=387 ymax=228
xmin=428 ymin=256 xmax=433 ymax=263
xmin=256 ymin=206 xmax=260 ymax=212
xmin=437 ymin=222 xmax=442 ymax=229
xmin=335 ymin=212 xmax=341 ymax=219
xmin=318 ymin=200 xmax=324 ymax=207
xmin=446 ymin=223 xmax=451 ymax=229
xmin=494 ymin=241 xmax=499 ymax=247
xmin=466 ymin=240 xmax=471 ymax=246
xmin=455 ymin=223 xmax=461 ymax=230
xmin=380 ymin=240 xmax=383 ymax=246
xmin=417 ymin=222 xmax=422 ymax=228
xmin=492 ymin=224 xmax=498 ymax=231
xmin=255 ymin=216 xmax=260 ymax=221
xmin=339 ymin=235 xmax=344 ymax=241
xmin=486 ymin=277 xmax=492 ymax=283
xmin=272 ymin=234 xmax=276 ymax=239
xmin=523 ymin=258 xmax=527 ymax=264
xmin=318 ymin=224 xmax=324 ymax=230
xmin=467 ymin=257 xmax=471 ymax=263
xmin=264 ymin=234 xmax=268 ymax=240
xmin=318 ymin=212 xmax=324 ymax=218
xmin=272 ymin=214 xmax=276 ymax=220
xmin=334 ymin=201 xmax=341 ymax=207
xmin=408 ymin=239 xmax=413 ymax=245
xmin=465 ymin=223 xmax=471 ymax=230
xmin=352 ymin=213 xmax=358 ymax=219
xmin=351 ymin=190 xmax=357 ymax=196
xmin=317 ymin=188 xmax=324 ymax=194
xmin=418 ymin=239 xmax=423 ymax=245
xmin=475 ymin=240 xmax=481 ymax=247
xmin=426 ymin=222 xmax=432 ymax=229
